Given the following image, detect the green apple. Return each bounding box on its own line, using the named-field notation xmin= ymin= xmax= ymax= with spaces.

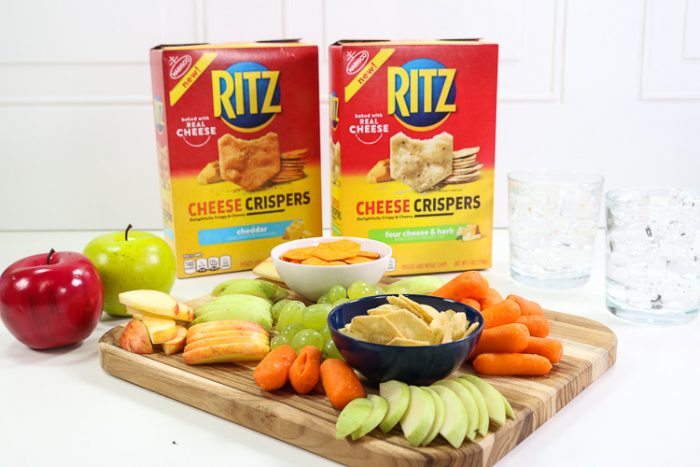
xmin=430 ymin=385 xmax=468 ymax=448
xmin=84 ymin=225 xmax=176 ymax=317
xmin=336 ymin=398 xmax=373 ymax=439
xmin=351 ymin=394 xmax=388 ymax=440
xmin=420 ymin=387 xmax=445 ymax=446
xmin=378 ymin=380 xmax=410 ymax=433
xmin=434 ymin=379 xmax=480 ymax=440
xmin=401 ymin=386 xmax=435 ymax=447
xmin=461 ymin=375 xmax=506 ymax=427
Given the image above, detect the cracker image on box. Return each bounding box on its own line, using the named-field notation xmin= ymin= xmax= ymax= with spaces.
xmin=330 ymin=141 xmax=341 ymax=185
xmin=150 ymin=41 xmax=322 ymax=278
xmin=217 ymin=132 xmax=281 ymax=191
xmin=157 ymin=144 xmax=171 ymax=190
xmin=329 ymin=40 xmax=498 ymax=275
xmin=390 ymin=132 xmax=453 ymax=192
xmin=273 ymin=149 xmax=309 ymax=184
xmin=442 ymin=147 xmax=483 ymax=186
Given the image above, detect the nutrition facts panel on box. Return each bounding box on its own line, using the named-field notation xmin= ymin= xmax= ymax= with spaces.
xmin=184 ymin=255 xmax=231 ymax=274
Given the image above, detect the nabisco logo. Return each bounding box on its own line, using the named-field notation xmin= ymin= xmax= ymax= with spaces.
xmin=169 ymin=55 xmax=192 ymax=80
xmin=345 ymin=50 xmax=369 ymax=75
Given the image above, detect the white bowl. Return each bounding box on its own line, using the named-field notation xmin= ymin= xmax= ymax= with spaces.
xmin=271 ymin=236 xmax=392 ymax=301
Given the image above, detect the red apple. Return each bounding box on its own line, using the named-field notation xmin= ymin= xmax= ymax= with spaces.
xmin=0 ymin=249 xmax=104 ymax=350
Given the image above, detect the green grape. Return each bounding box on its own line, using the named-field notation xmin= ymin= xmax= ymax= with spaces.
xmin=302 ymin=303 xmax=333 ymax=331
xmin=319 ymin=324 xmax=332 ymax=341
xmin=333 ymin=297 xmax=350 ymax=306
xmin=271 ymin=299 xmax=290 ymax=323
xmin=323 ymin=338 xmax=344 ymax=360
xmin=347 ymin=280 xmax=376 ymax=299
xmin=270 ymin=335 xmax=289 ymax=349
xmin=291 ymin=329 xmax=324 ymax=352
xmin=284 ymin=300 xmax=306 ymax=315
xmin=317 ymin=293 xmax=332 ymax=304
xmin=281 ymin=323 xmax=305 ymax=341
xmin=276 ymin=300 xmax=306 ymax=331
xmin=327 ymin=285 xmax=347 ymax=303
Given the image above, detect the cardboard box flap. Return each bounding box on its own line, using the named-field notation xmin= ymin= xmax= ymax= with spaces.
xmin=256 ymin=38 xmax=302 ymax=43
xmin=152 ymin=43 xmax=207 ymax=50
xmin=155 ymin=40 xmax=311 ymax=51
xmin=331 ymin=38 xmax=488 ymax=47
xmin=331 ymin=39 xmax=390 ymax=45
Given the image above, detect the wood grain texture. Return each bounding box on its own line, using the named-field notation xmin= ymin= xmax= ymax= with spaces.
xmin=99 ymin=308 xmax=616 ymax=467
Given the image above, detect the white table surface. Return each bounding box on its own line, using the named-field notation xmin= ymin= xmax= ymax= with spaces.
xmin=1 ymin=229 xmax=698 ymax=467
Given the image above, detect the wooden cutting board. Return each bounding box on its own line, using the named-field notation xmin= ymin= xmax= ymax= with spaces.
xmin=99 ymin=300 xmax=616 ymax=467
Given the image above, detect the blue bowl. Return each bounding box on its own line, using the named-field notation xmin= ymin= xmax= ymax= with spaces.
xmin=328 ymin=294 xmax=483 ymax=386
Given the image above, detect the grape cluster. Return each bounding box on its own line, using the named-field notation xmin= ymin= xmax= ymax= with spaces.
xmin=270 ymin=281 xmax=383 ymax=359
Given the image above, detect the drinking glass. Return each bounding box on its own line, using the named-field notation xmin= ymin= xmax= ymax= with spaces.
xmin=508 ymin=170 xmax=604 ymax=288
xmin=606 ymin=188 xmax=700 ymax=324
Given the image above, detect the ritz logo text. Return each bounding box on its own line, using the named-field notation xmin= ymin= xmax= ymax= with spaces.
xmin=212 ymin=61 xmax=282 ymax=133
xmin=387 ymin=58 xmax=457 ymax=131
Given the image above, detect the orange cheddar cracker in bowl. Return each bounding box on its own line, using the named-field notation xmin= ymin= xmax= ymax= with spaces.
xmin=281 ymin=239 xmax=378 ymax=266
xmin=270 ymin=236 xmax=392 ymax=300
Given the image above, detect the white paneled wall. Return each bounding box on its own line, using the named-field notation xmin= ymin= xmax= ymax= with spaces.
xmin=1 ymin=0 xmax=699 ymax=230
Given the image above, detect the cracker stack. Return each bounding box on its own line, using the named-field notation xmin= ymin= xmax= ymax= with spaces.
xmin=442 ymin=147 xmax=482 ymax=185
xmin=271 ymin=149 xmax=308 ymax=184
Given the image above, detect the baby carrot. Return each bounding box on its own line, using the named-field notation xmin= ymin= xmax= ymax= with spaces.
xmin=473 ymin=353 xmax=552 ymax=376
xmin=320 ymin=358 xmax=365 ymax=410
xmin=433 ymin=271 xmax=490 ymax=301
xmin=289 ymin=346 xmax=322 ymax=394
xmin=253 ymin=344 xmax=296 ymax=391
xmin=481 ymin=299 xmax=521 ymax=329
xmin=516 ymin=315 xmax=550 ymax=337
xmin=472 ymin=323 xmax=530 ymax=356
xmin=524 ymin=337 xmax=563 ymax=364
xmin=461 ymin=298 xmax=481 ymax=312
xmin=506 ymin=294 xmax=544 ymax=316
xmin=478 ymin=287 xmax=503 ymax=310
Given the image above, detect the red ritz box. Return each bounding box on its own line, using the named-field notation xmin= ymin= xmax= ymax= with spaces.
xmin=150 ymin=42 xmax=322 ymax=278
xmin=329 ymin=40 xmax=498 ymax=275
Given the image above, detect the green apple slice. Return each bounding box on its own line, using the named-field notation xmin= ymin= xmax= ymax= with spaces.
xmin=378 ymin=380 xmax=410 ymax=432
xmin=351 ymin=394 xmax=389 ymax=440
xmin=431 ymin=385 xmax=468 ymax=448
xmin=191 ymin=294 xmax=273 ymax=330
xmin=501 ymin=393 xmax=515 ymax=420
xmin=433 ymin=379 xmax=478 ymax=440
xmin=401 ymin=386 xmax=435 ymax=447
xmin=336 ymin=398 xmax=373 ymax=439
xmin=455 ymin=378 xmax=489 ymax=437
xmin=420 ymin=387 xmax=445 ymax=446
xmin=461 ymin=375 xmax=506 ymax=427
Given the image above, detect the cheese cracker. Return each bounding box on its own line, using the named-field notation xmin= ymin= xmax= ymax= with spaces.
xmin=217 ymin=132 xmax=281 ymax=191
